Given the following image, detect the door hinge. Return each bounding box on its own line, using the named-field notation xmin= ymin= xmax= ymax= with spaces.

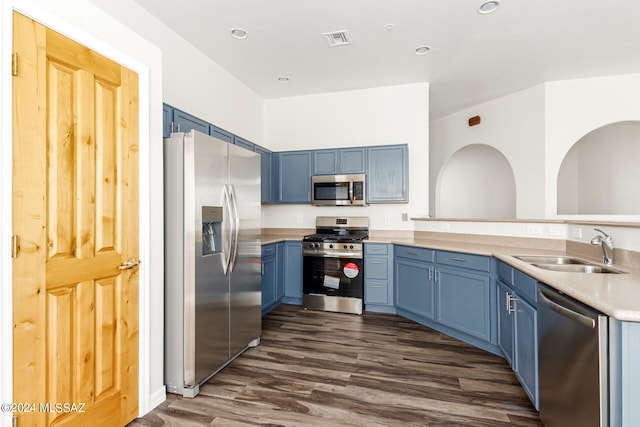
xmin=11 ymin=235 xmax=19 ymax=258
xmin=13 ymin=415 xmax=18 ymax=427
xmin=12 ymin=52 xmax=18 ymax=76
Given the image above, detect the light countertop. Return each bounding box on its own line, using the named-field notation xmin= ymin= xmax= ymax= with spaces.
xmin=262 ymin=233 xmax=640 ymax=322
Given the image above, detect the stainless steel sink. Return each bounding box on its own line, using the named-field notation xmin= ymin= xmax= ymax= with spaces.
xmin=531 ymin=263 xmax=627 ymax=274
xmin=514 ymin=255 xmax=590 ymax=265
xmin=514 ymin=255 xmax=628 ymax=274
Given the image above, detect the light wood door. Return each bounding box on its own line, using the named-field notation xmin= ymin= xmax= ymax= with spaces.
xmin=12 ymin=12 xmax=139 ymax=427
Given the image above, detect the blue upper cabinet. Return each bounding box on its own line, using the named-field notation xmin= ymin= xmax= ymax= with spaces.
xmin=367 ymin=144 xmax=408 ymax=203
xmin=313 ymin=149 xmax=338 ymax=175
xmin=172 ymin=108 xmax=209 ymax=135
xmin=339 ymin=147 xmax=366 ymax=174
xmin=234 ymin=136 xmax=255 ymax=151
xmin=276 ymin=151 xmax=312 ymax=203
xmin=312 ymin=147 xmax=366 ymax=175
xmin=162 ymin=104 xmax=174 ymax=138
xmin=254 ymin=145 xmax=273 ymax=203
xmin=210 ymin=125 xmax=234 ymax=144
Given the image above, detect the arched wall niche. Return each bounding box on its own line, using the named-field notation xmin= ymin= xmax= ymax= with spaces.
xmin=557 ymin=121 xmax=640 ymax=215
xmin=436 ymin=144 xmax=516 ymax=218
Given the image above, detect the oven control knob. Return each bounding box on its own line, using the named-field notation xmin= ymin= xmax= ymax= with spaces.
xmin=329 ymin=244 xmax=334 ymax=249
xmin=343 ymin=244 xmax=348 ymax=249
xmin=314 ymin=243 xmax=320 ymax=249
xmin=349 ymin=245 xmax=354 ymax=249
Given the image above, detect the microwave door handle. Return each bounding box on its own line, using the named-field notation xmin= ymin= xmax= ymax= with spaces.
xmin=348 ymin=181 xmax=354 ymax=203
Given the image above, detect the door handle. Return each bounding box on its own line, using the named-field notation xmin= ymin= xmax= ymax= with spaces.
xmin=538 ymin=288 xmax=596 ymax=329
xmin=222 ymin=184 xmax=232 ymax=275
xmin=229 ymin=185 xmax=240 ymax=273
xmin=119 ymin=258 xmax=141 ymax=270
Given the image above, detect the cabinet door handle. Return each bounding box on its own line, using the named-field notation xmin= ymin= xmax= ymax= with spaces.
xmin=406 ymin=251 xmax=417 ymax=255
xmin=428 ymin=266 xmax=433 ymax=281
xmin=451 ymin=257 xmax=466 ymax=262
xmin=370 ymin=285 xmax=382 ymax=289
xmin=506 ymin=292 xmax=516 ymax=314
xmin=435 ymin=269 xmax=440 ymax=284
xmin=371 ymin=261 xmax=383 ymax=264
xmin=264 ymin=247 xmax=274 ymax=252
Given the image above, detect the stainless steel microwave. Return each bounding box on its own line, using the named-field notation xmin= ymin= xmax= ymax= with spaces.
xmin=311 ymin=174 xmax=367 ymax=206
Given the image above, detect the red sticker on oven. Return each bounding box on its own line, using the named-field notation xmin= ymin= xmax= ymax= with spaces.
xmin=343 ymin=262 xmax=360 ymax=279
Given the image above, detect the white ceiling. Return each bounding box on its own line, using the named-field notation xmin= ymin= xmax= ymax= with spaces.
xmin=133 ymin=0 xmax=640 ymax=119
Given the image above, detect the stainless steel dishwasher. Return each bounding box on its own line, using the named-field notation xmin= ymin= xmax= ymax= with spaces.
xmin=538 ymin=283 xmax=609 ymax=427
xmin=537 ymin=283 xmax=608 ymax=427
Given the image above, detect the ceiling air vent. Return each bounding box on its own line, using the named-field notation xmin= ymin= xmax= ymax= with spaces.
xmin=322 ymin=30 xmax=352 ymax=47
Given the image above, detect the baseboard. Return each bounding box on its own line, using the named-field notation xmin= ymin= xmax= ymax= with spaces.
xmin=147 ymin=385 xmax=166 ymax=414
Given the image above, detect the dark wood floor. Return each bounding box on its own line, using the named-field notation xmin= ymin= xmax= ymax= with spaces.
xmin=128 ymin=304 xmax=542 ymax=426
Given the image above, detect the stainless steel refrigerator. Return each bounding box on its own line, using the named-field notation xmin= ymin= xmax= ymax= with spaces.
xmin=164 ymin=130 xmax=261 ymax=398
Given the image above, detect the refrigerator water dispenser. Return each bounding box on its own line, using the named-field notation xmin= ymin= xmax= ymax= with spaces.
xmin=202 ymin=206 xmax=222 ymax=256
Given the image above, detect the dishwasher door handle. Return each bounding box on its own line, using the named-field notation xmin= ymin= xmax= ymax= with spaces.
xmin=538 ymin=289 xmax=596 ymax=329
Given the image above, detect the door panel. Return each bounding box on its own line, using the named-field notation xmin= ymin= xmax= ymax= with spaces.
xmin=12 ymin=12 xmax=139 ymax=427
xmin=191 ymin=131 xmax=229 ymax=386
xmin=228 ymin=144 xmax=261 ymax=356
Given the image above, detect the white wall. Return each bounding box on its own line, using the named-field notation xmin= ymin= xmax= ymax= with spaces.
xmin=262 ymin=83 xmax=429 ymax=231
xmin=545 ymin=73 xmax=640 ymax=220
xmin=89 ymin=0 xmax=265 ymax=145
xmin=0 ymin=0 xmax=163 ymax=424
xmin=436 ymin=144 xmax=516 ymax=218
xmin=558 ymin=122 xmax=640 ymax=215
xmin=430 ymin=84 xmax=546 ymax=219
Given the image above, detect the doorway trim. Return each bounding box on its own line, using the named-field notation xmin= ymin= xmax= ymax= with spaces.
xmin=1 ymin=1 xmax=157 ymax=425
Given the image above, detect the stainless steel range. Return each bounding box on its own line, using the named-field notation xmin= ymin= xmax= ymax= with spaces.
xmin=302 ymin=216 xmax=369 ymax=315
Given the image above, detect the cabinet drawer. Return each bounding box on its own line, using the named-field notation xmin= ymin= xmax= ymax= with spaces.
xmin=514 ymin=269 xmax=537 ymax=305
xmin=497 ymin=260 xmax=514 ymax=285
xmin=394 ymin=245 xmax=434 ymax=263
xmin=365 ymin=243 xmax=389 ymax=255
xmin=436 ymin=250 xmax=490 ymax=273
xmin=262 ymin=244 xmax=277 ymax=258
xmin=365 ymin=280 xmax=389 ymax=304
xmin=365 ymin=257 xmax=388 ymax=279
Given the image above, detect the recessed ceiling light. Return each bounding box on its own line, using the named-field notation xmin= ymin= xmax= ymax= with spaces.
xmin=230 ymin=28 xmax=248 ymax=39
xmin=414 ymin=46 xmax=431 ymax=55
xmin=277 ymin=77 xmax=290 ymax=83
xmin=478 ymin=0 xmax=501 ymax=14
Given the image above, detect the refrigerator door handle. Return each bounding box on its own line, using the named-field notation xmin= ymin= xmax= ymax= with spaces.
xmin=222 ymin=184 xmax=232 ymax=275
xmin=229 ymin=185 xmax=241 ymax=273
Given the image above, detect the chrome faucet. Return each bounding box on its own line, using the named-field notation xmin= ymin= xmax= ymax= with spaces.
xmin=590 ymin=228 xmax=614 ymax=265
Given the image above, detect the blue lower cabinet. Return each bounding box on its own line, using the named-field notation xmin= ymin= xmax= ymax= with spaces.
xmin=436 ymin=267 xmax=492 ymax=342
xmin=514 ymin=297 xmax=538 ymax=409
xmin=393 ymin=246 xmax=500 ymax=356
xmin=394 ymin=256 xmax=435 ymax=319
xmin=496 ymin=260 xmax=538 ymax=410
xmin=364 ymin=244 xmax=394 ymax=313
xmin=262 ymin=241 xmax=303 ymax=313
xmin=276 ymin=242 xmax=285 ymax=301
xmin=283 ymin=241 xmax=303 ymax=304
xmin=497 ymin=280 xmax=515 ymax=367
xmin=261 ymin=244 xmax=278 ymax=315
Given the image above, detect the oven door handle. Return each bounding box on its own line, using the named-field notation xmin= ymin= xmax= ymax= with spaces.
xmin=302 ymin=252 xmax=363 ymax=260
